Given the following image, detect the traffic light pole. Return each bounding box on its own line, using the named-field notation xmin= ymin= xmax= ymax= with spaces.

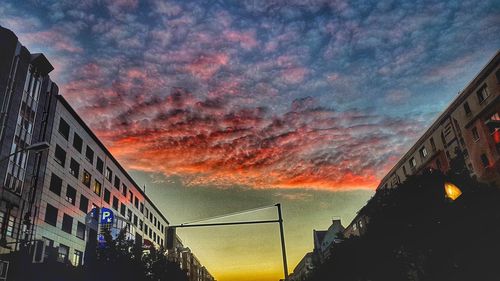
xmin=168 ymin=203 xmax=289 ymax=279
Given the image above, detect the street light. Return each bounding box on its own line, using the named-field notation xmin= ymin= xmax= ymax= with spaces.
xmin=444 ymin=182 xmax=462 ymax=201
xmin=0 ymin=141 xmax=50 ymax=163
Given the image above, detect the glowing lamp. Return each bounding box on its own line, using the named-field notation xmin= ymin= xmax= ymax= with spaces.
xmin=444 ymin=182 xmax=462 ymax=201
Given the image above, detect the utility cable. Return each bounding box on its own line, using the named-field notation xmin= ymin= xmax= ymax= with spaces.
xmin=181 ymin=204 xmax=277 ymax=225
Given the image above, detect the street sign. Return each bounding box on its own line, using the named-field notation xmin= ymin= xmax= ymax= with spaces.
xmin=100 ymin=208 xmax=114 ymax=225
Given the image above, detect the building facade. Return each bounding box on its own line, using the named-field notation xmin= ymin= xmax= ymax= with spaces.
xmin=344 ymin=50 xmax=500 ymax=237
xmin=0 ymin=25 xmax=212 ymax=277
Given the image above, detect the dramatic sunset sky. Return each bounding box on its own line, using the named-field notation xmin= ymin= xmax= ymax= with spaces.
xmin=1 ymin=0 xmax=499 ymax=280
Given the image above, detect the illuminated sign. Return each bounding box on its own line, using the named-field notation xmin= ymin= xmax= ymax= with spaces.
xmin=100 ymin=208 xmax=114 ymax=225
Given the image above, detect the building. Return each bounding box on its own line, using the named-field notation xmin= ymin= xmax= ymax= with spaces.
xmin=312 ymin=219 xmax=344 ymax=263
xmin=0 ymin=25 xmax=212 ymax=276
xmin=286 ymin=252 xmax=314 ymax=281
xmin=344 ymin=50 xmax=500 ymax=237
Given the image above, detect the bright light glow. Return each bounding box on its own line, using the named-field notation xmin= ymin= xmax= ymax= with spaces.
xmin=444 ymin=182 xmax=462 ymax=201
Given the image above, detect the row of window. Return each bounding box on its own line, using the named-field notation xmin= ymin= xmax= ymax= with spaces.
xmin=47 ymin=171 xmax=164 ymax=245
xmin=56 ymin=118 xmax=165 ymax=232
xmin=42 ymin=236 xmax=83 ymax=266
xmin=463 ymin=83 xmax=492 ymax=117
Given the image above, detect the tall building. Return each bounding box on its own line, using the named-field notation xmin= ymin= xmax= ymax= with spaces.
xmin=344 ymin=50 xmax=500 ymax=237
xmin=0 ymin=25 xmax=211 ymax=276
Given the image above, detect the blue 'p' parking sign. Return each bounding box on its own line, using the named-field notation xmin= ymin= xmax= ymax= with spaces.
xmin=100 ymin=208 xmax=114 ymax=225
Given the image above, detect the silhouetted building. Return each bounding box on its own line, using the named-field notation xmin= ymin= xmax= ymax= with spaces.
xmin=286 ymin=252 xmax=314 ymax=281
xmin=345 ymin=50 xmax=500 ymax=237
xmin=312 ymin=219 xmax=344 ymax=263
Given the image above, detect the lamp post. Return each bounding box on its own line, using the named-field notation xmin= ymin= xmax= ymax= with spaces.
xmin=0 ymin=141 xmax=50 ymax=248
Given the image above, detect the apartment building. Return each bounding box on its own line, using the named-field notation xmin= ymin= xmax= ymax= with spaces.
xmin=344 ymin=50 xmax=500 ymax=237
xmin=0 ymin=25 xmax=219 ymax=279
xmin=378 ymin=50 xmax=500 ymax=189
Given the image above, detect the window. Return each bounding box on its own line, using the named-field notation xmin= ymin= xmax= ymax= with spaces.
xmin=114 ymin=176 xmax=121 ymax=189
xmin=481 ymin=154 xmax=490 ymax=168
xmin=0 ymin=212 xmax=14 ymax=237
xmin=496 ymin=69 xmax=500 ymax=83
xmin=430 ymin=137 xmax=436 ymax=152
xmin=127 ymin=209 xmax=132 ymax=221
xmin=112 ymin=196 xmax=119 ymax=210
xmin=76 ymin=221 xmax=86 ymax=240
xmin=93 ymin=180 xmax=102 ymax=196
xmin=128 ymin=191 xmax=133 ymax=203
xmin=45 ymin=204 xmax=58 ymax=226
xmin=96 ymin=157 xmax=104 ymax=174
xmin=487 ymin=112 xmax=500 ymax=134
xmin=476 ymin=85 xmax=490 ymax=103
xmin=69 ymin=158 xmax=80 ymax=179
xmin=144 ymin=224 xmax=148 ymax=234
xmin=419 ymin=146 xmax=428 ymax=159
xmin=122 ymin=184 xmax=127 ymax=196
xmin=133 ymin=214 xmax=138 ymax=226
xmin=58 ymin=118 xmax=70 ymax=140
xmin=104 ymin=189 xmax=111 ymax=203
xmin=463 ymin=102 xmax=471 ymax=115
xmin=472 ymin=127 xmax=480 ymax=141
xmin=82 ymin=170 xmax=91 ymax=187
xmin=150 ymin=213 xmax=153 ymax=223
xmin=62 ymin=214 xmax=73 ymax=234
xmin=73 ymin=133 xmax=83 ymax=153
xmin=58 ymin=244 xmax=69 ymax=263
xmin=106 ymin=167 xmax=113 ymax=182
xmin=120 ymin=203 xmax=126 ymax=216
xmin=49 ymin=173 xmax=63 ymax=196
xmin=73 ymin=250 xmax=83 ymax=266
xmin=402 ymin=165 xmax=408 ymax=176
xmin=85 ymin=146 xmax=94 ymax=164
xmin=145 ymin=207 xmax=149 ymax=217
xmin=65 ymin=185 xmax=76 ymax=205
xmin=134 ymin=197 xmax=139 ymax=209
xmin=54 ymin=145 xmax=66 ymax=167
xmin=139 ymin=220 xmax=143 ymax=231
xmin=409 ymin=157 xmax=417 ymax=168
xmin=42 ymin=237 xmax=54 ymax=261
xmin=79 ymin=195 xmax=89 ymax=213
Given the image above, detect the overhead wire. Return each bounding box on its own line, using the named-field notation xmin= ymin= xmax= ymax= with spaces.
xmin=180 ymin=204 xmax=277 ymax=225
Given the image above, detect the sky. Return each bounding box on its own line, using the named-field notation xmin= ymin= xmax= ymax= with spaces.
xmin=1 ymin=0 xmax=499 ymax=280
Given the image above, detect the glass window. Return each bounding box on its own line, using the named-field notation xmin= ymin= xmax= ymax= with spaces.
xmin=134 ymin=196 xmax=139 ymax=209
xmin=472 ymin=127 xmax=480 ymax=141
xmin=476 ymin=85 xmax=490 ymax=103
xmin=44 ymin=204 xmax=58 ymax=226
xmin=58 ymin=118 xmax=70 ymax=140
xmin=96 ymin=157 xmax=104 ymax=174
xmin=73 ymin=250 xmax=83 ymax=266
xmin=481 ymin=154 xmax=490 ymax=168
xmin=103 ymin=189 xmax=110 ymax=203
xmin=58 ymin=244 xmax=69 ymax=263
xmin=120 ymin=203 xmax=126 ymax=216
xmin=76 ymin=222 xmax=86 ymax=240
xmin=114 ymin=176 xmax=121 ymax=189
xmin=122 ymin=184 xmax=127 ymax=196
xmin=85 ymin=146 xmax=94 ymax=164
xmin=420 ymin=147 xmax=428 ymax=158
xmin=105 ymin=167 xmax=113 ymax=182
xmin=54 ymin=145 xmax=66 ymax=167
xmin=140 ymin=203 xmax=144 ymax=213
xmin=112 ymin=196 xmax=119 ymax=210
xmin=127 ymin=209 xmax=132 ymax=221
xmin=65 ymin=185 xmax=76 ymax=205
xmin=409 ymin=157 xmax=416 ymax=168
xmin=82 ymin=170 xmax=91 ymax=187
xmin=93 ymin=180 xmax=102 ymax=196
xmin=62 ymin=214 xmax=73 ymax=234
xmin=79 ymin=195 xmax=88 ymax=213
xmin=430 ymin=137 xmax=436 ymax=151
xmin=49 ymin=173 xmax=63 ymax=196
xmin=133 ymin=214 xmax=138 ymax=226
xmin=73 ymin=133 xmax=83 ymax=153
xmin=128 ymin=191 xmax=133 ymax=203
xmin=69 ymin=158 xmax=79 ymax=179
xmin=139 ymin=220 xmax=143 ymax=231
xmin=463 ymin=102 xmax=471 ymax=115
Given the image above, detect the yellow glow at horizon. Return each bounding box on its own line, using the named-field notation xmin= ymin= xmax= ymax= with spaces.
xmin=444 ymin=182 xmax=462 ymax=201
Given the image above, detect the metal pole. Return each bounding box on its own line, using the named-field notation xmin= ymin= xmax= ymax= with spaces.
xmin=276 ymin=203 xmax=288 ymax=279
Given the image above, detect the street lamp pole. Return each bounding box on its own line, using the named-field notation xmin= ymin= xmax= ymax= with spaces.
xmin=0 ymin=141 xmax=49 ymax=249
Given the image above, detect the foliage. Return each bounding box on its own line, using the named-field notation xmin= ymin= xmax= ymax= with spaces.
xmin=307 ymin=169 xmax=500 ymax=281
